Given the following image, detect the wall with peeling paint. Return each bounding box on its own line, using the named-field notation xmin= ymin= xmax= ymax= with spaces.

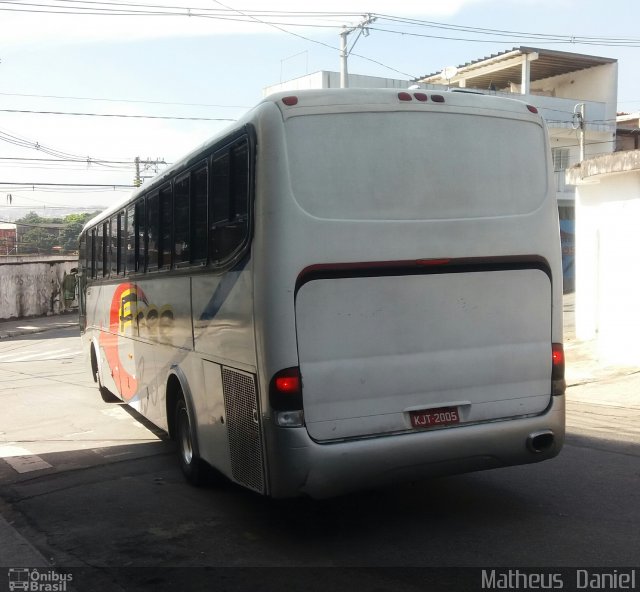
xmin=0 ymin=258 xmax=77 ymax=319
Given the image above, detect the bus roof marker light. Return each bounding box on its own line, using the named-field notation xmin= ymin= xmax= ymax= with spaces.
xmin=431 ymin=95 xmax=445 ymax=103
xmin=398 ymin=92 xmax=412 ymax=102
xmin=527 ymin=105 xmax=539 ymax=114
xmin=282 ymin=96 xmax=299 ymax=106
xmin=414 ymin=93 xmax=428 ymax=102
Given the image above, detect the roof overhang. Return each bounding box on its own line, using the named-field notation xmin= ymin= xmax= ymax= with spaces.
xmin=566 ymin=150 xmax=640 ymax=185
xmin=416 ymin=46 xmax=617 ymax=90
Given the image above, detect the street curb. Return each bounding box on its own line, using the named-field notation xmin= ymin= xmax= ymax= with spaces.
xmin=0 ymin=514 xmax=49 ymax=567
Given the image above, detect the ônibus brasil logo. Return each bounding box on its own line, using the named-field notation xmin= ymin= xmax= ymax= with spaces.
xmin=7 ymin=568 xmax=72 ymax=592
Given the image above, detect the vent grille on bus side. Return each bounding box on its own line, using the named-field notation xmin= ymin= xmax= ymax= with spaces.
xmin=221 ymin=367 xmax=265 ymax=494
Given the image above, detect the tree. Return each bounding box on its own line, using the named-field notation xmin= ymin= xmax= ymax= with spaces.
xmin=60 ymin=212 xmax=100 ymax=252
xmin=15 ymin=211 xmax=101 ymax=254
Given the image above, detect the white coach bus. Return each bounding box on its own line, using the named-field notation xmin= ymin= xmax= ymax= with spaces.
xmin=79 ymin=89 xmax=565 ymax=499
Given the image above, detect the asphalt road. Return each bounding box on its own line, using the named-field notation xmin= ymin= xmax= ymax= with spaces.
xmin=0 ymin=327 xmax=638 ymax=591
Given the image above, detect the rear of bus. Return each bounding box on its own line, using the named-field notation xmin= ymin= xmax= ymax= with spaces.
xmin=253 ymin=89 xmax=565 ymax=499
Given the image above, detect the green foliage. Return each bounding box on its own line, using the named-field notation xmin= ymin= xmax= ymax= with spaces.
xmin=15 ymin=211 xmax=101 ymax=254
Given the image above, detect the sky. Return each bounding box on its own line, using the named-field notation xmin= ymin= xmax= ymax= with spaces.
xmin=1 ymin=0 xmax=640 ymax=218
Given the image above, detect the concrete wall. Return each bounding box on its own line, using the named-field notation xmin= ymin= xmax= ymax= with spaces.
xmin=0 ymin=258 xmax=77 ymax=320
xmin=535 ymin=63 xmax=618 ymax=123
xmin=573 ymin=166 xmax=640 ymax=365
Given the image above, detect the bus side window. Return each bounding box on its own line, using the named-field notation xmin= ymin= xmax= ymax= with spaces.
xmin=96 ymin=224 xmax=104 ymax=278
xmin=210 ymin=137 xmax=250 ymax=264
xmin=103 ymin=221 xmax=109 ymax=277
xmin=135 ymin=199 xmax=146 ymax=273
xmin=210 ymin=150 xmax=231 ymax=263
xmin=126 ymin=204 xmax=135 ymax=274
xmin=159 ymin=184 xmax=173 ymax=269
xmin=192 ymin=165 xmax=208 ymax=263
xmin=110 ymin=214 xmax=118 ymax=277
xmin=118 ymin=210 xmax=126 ymax=276
xmin=79 ymin=234 xmax=86 ymax=277
xmin=147 ymin=193 xmax=159 ymax=271
xmin=232 ymin=140 xmax=249 ymax=219
xmin=89 ymin=228 xmax=96 ymax=279
xmin=173 ymin=175 xmax=190 ymax=266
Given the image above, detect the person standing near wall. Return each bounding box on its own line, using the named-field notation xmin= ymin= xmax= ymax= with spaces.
xmin=62 ymin=268 xmax=78 ymax=311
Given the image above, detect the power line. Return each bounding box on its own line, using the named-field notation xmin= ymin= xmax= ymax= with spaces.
xmin=0 ymin=108 xmax=236 ymax=121
xmin=0 ymin=182 xmax=134 ymax=188
xmin=3 ymin=3 xmax=640 ymax=47
xmin=0 ymin=91 xmax=249 ymax=109
xmin=372 ymin=14 xmax=640 ymax=47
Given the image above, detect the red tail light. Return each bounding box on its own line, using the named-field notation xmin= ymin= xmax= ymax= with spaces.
xmin=552 ymin=343 xmax=566 ymax=395
xmin=270 ymin=367 xmax=302 ymax=411
xmin=275 ymin=375 xmax=300 ymax=394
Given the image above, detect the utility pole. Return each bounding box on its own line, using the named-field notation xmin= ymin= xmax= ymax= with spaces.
xmin=574 ymin=103 xmax=586 ymax=162
xmin=339 ymin=14 xmax=376 ymax=89
xmin=134 ymin=157 xmax=141 ymax=188
xmin=134 ymin=157 xmax=166 ymax=188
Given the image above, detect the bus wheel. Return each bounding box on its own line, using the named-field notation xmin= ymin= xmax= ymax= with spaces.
xmin=91 ymin=345 xmax=120 ymax=403
xmin=175 ymin=397 xmax=205 ymax=486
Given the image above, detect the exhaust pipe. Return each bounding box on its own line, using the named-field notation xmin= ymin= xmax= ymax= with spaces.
xmin=527 ymin=430 xmax=555 ymax=453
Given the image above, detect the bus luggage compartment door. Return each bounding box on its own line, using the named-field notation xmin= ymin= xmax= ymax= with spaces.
xmin=294 ymin=268 xmax=552 ymax=442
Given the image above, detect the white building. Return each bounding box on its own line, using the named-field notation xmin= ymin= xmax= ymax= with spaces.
xmin=566 ymin=152 xmax=640 ymax=365
xmin=263 ymin=71 xmax=429 ymax=97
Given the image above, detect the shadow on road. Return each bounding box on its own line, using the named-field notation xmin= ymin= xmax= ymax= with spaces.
xmin=1 ymin=427 xmax=638 ymax=570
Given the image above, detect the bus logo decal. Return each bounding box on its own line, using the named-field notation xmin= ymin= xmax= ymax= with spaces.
xmin=99 ymin=283 xmax=149 ymax=402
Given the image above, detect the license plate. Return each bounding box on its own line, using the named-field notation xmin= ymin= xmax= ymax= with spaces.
xmin=410 ymin=406 xmax=460 ymax=429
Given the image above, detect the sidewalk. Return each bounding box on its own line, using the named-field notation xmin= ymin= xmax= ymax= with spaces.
xmin=0 ymin=312 xmax=79 ymax=340
xmin=563 ymin=292 xmax=640 ymax=408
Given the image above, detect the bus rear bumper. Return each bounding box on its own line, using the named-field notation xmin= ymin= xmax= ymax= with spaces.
xmin=263 ymin=395 xmax=565 ymax=499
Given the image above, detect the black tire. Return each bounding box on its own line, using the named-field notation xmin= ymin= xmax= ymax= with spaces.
xmin=91 ymin=346 xmax=121 ymax=403
xmin=99 ymin=384 xmax=121 ymax=403
xmin=175 ymin=397 xmax=206 ymax=486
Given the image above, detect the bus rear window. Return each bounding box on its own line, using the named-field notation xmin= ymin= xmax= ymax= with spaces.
xmin=285 ymin=112 xmax=548 ymax=221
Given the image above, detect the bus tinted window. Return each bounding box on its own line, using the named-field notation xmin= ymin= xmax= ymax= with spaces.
xmin=159 ymin=185 xmax=172 ymax=269
xmin=110 ymin=215 xmax=118 ymax=277
xmin=232 ymin=141 xmax=249 ymax=220
xmin=211 ymin=152 xmax=230 ymax=224
xmin=102 ymin=221 xmax=109 ymax=277
xmin=192 ymin=165 xmax=208 ymax=263
xmin=147 ymin=193 xmax=159 ymax=270
xmin=126 ymin=204 xmax=135 ymax=274
xmin=96 ymin=224 xmax=104 ymax=277
xmin=79 ymin=234 xmax=86 ymax=276
xmin=118 ymin=211 xmax=126 ymax=275
xmin=210 ymin=138 xmax=250 ymax=263
xmin=174 ymin=175 xmax=190 ymax=266
xmin=89 ymin=229 xmax=95 ymax=279
xmin=135 ymin=199 xmax=145 ymax=272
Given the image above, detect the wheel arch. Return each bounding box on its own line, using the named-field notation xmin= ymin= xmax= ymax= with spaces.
xmin=166 ymin=366 xmax=200 ymax=458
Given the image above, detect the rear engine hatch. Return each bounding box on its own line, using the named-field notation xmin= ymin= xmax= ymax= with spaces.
xmin=295 ymin=267 xmax=552 ymax=441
